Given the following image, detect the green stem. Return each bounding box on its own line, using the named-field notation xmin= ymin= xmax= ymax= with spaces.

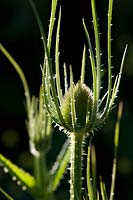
xmin=70 ymin=132 xmax=83 ymax=200
xmin=33 ymin=152 xmax=54 ymax=200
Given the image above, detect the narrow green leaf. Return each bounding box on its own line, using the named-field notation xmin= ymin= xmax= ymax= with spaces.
xmin=100 ymin=177 xmax=108 ymax=200
xmin=109 ymin=102 xmax=123 ymax=200
xmin=100 ymin=45 xmax=127 ymax=121
xmin=64 ymin=63 xmax=68 ymax=93
xmin=47 ymin=0 xmax=58 ymax=51
xmin=0 ymin=187 xmax=14 ymax=200
xmin=70 ymin=66 xmax=77 ymax=130
xmin=82 ymin=20 xmax=98 ymax=128
xmin=28 ymin=0 xmax=48 ymax=56
xmin=97 ymin=191 xmax=100 ymax=200
xmin=0 ymin=154 xmax=40 ymax=197
xmin=98 ymin=91 xmax=108 ymax=110
xmin=109 ymin=45 xmax=128 ymax=110
xmin=87 ymin=137 xmax=94 ymax=200
xmin=102 ymin=0 xmax=113 ymax=118
xmin=91 ymin=0 xmax=101 ymax=99
xmin=0 ymin=44 xmax=31 ymax=114
xmin=81 ymin=45 xmax=86 ymax=84
xmin=108 ymin=75 xmax=118 ymax=112
xmin=55 ymin=7 xmax=63 ymax=104
xmin=91 ymin=145 xmax=97 ymax=200
xmin=107 ymin=0 xmax=113 ymax=103
xmin=82 ymin=20 xmax=96 ymax=65
xmin=50 ymin=139 xmax=70 ymax=191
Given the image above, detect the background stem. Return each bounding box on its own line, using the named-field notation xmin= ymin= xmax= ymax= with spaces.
xmin=33 ymin=152 xmax=54 ymax=200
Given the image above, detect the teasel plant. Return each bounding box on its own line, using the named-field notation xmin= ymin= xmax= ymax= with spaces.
xmin=0 ymin=0 xmax=127 ymax=199
xmin=27 ymin=0 xmax=127 ymax=199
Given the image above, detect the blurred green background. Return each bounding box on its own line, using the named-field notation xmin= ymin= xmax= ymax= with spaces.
xmin=0 ymin=0 xmax=133 ymax=199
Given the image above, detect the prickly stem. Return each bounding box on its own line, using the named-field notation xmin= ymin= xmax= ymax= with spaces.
xmin=70 ymin=132 xmax=83 ymax=200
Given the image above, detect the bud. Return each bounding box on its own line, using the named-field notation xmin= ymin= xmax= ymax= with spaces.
xmin=61 ymin=81 xmax=93 ymax=133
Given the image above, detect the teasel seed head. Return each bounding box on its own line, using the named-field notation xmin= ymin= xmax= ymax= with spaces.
xmin=61 ymin=81 xmax=94 ymax=134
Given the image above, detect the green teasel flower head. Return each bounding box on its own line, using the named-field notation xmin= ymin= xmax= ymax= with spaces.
xmin=29 ymin=0 xmax=127 ymax=137
xmin=27 ymin=86 xmax=52 ymax=155
xmin=61 ymin=81 xmax=94 ymax=133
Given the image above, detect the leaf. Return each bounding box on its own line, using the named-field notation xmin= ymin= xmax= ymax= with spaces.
xmin=100 ymin=177 xmax=108 ymax=200
xmin=29 ymin=0 xmax=66 ymax=128
xmin=91 ymin=0 xmax=101 ymax=99
xmin=109 ymin=102 xmax=123 ymax=200
xmin=91 ymin=145 xmax=97 ymax=200
xmin=82 ymin=20 xmax=98 ymax=127
xmin=0 ymin=44 xmax=31 ymax=113
xmin=47 ymin=0 xmax=58 ymax=51
xmin=49 ymin=139 xmax=70 ymax=191
xmin=86 ymin=137 xmax=94 ymax=200
xmin=0 ymin=187 xmax=14 ymax=200
xmin=55 ymin=7 xmax=63 ymax=104
xmin=0 ymin=154 xmax=41 ymax=197
xmin=81 ymin=45 xmax=86 ymax=84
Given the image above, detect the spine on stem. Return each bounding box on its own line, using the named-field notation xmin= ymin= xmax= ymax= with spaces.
xmin=70 ymin=132 xmax=84 ymax=200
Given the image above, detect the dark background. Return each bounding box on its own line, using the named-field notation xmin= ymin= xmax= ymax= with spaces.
xmin=0 ymin=0 xmax=133 ymax=199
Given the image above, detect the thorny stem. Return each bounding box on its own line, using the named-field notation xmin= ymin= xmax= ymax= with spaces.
xmin=70 ymin=132 xmax=83 ymax=200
